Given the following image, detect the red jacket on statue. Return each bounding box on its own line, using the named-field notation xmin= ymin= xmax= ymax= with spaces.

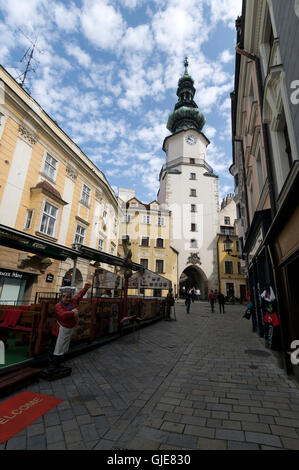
xmin=52 ymin=288 xmax=88 ymax=336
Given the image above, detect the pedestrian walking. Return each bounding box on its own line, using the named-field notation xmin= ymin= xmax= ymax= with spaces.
xmin=208 ymin=290 xmax=216 ymax=313
xmin=217 ymin=292 xmax=226 ymax=313
xmin=196 ymin=288 xmax=201 ymax=301
xmin=191 ymin=287 xmax=196 ymax=303
xmin=165 ymin=287 xmax=175 ymax=321
xmin=185 ymin=292 xmax=192 ymax=314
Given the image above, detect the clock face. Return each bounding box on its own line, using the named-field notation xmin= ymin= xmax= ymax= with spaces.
xmin=185 ymin=134 xmax=197 ymax=145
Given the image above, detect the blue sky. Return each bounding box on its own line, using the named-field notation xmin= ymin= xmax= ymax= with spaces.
xmin=0 ymin=0 xmax=242 ymax=204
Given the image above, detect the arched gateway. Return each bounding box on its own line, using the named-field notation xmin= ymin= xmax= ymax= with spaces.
xmin=179 ymin=265 xmax=208 ymax=299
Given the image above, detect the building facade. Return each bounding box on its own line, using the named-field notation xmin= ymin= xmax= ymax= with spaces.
xmin=231 ymin=0 xmax=299 ymax=381
xmin=0 ymin=65 xmax=120 ymax=304
xmin=217 ymin=195 xmax=247 ymax=302
xmin=158 ymin=59 xmax=219 ymax=299
xmin=118 ymin=188 xmax=178 ymax=297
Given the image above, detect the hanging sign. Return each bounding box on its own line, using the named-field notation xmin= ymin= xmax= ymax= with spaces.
xmin=128 ymin=269 xmax=171 ymax=289
xmin=94 ymin=268 xmax=123 ymax=289
xmin=46 ymin=273 xmax=54 ymax=283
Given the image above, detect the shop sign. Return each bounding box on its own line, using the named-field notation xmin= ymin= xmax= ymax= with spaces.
xmin=46 ymin=273 xmax=54 ymax=283
xmin=128 ymin=269 xmax=171 ymax=289
xmin=0 ymin=269 xmax=26 ymax=280
xmin=94 ymin=269 xmax=123 ymax=289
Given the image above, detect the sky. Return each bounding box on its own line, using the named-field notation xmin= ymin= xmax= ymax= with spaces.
xmin=0 ymin=0 xmax=242 ymax=204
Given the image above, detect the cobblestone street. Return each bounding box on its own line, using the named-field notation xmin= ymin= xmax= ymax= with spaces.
xmin=1 ymin=300 xmax=299 ymax=451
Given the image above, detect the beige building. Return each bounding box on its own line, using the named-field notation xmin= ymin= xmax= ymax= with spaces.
xmin=0 ymin=65 xmax=121 ymax=304
xmin=118 ymin=188 xmax=178 ymax=297
xmin=217 ymin=195 xmax=247 ymax=302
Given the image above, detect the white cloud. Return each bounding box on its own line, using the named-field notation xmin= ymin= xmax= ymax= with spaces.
xmin=53 ymin=2 xmax=80 ymax=32
xmin=81 ymin=0 xmax=126 ymax=50
xmin=65 ymin=43 xmax=91 ymax=68
xmin=219 ymin=49 xmax=235 ymax=64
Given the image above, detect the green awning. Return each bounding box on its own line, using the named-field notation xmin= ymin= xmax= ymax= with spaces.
xmin=0 ymin=224 xmax=78 ymax=261
xmin=77 ymin=245 xmax=144 ymax=271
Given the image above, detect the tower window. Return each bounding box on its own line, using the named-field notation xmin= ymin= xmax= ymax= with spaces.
xmin=190 ymin=189 xmax=197 ymax=197
xmin=190 ymin=158 xmax=195 ymax=164
xmin=191 ymin=223 xmax=197 ymax=232
xmin=191 ymin=204 xmax=197 ymax=213
xmin=190 ymin=173 xmax=196 ymax=180
xmin=190 ymin=239 xmax=198 ymax=248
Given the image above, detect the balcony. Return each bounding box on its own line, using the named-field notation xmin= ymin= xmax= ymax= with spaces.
xmin=162 ymin=157 xmax=214 ymax=174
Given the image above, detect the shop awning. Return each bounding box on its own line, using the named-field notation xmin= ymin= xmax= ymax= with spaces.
xmin=0 ymin=224 xmax=78 ymax=261
xmin=75 ymin=245 xmax=144 ymax=272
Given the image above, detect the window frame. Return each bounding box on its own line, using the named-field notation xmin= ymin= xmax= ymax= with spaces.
xmin=155 ymin=259 xmax=164 ymax=274
xmin=39 ymin=200 xmax=58 ymax=237
xmin=74 ymin=224 xmax=86 ymax=245
xmin=24 ymin=209 xmax=33 ymax=230
xmin=81 ymin=184 xmax=91 ymax=207
xmin=43 ymin=153 xmax=58 ymax=182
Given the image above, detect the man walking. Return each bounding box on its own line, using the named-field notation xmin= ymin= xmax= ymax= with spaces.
xmin=217 ymin=291 xmax=226 ymax=313
xmin=185 ymin=291 xmax=192 ymax=314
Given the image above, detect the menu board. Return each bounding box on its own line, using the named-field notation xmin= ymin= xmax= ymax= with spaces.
xmin=128 ymin=269 xmax=171 ymax=289
xmin=94 ymin=269 xmax=123 ymax=289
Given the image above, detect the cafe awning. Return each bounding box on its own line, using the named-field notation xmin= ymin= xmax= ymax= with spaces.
xmin=0 ymin=224 xmax=78 ymax=261
xmin=76 ymin=245 xmax=143 ymax=272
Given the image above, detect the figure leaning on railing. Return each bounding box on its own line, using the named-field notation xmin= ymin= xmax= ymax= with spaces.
xmin=47 ymin=282 xmax=91 ymax=372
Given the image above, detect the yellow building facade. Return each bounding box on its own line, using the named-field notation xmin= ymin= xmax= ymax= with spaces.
xmin=118 ymin=191 xmax=178 ymax=297
xmin=217 ymin=195 xmax=247 ymax=302
xmin=0 ymin=66 xmax=121 ymax=304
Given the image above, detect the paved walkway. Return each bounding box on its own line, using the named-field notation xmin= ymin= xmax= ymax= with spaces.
xmin=1 ymin=301 xmax=299 ymax=450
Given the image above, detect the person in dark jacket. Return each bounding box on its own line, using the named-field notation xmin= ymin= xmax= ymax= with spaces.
xmin=185 ymin=292 xmax=192 ymax=314
xmin=217 ymin=292 xmax=226 ymax=313
xmin=165 ymin=288 xmax=175 ymax=320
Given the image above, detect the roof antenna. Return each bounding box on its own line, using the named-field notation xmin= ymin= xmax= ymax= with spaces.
xmin=16 ymin=28 xmax=43 ymax=89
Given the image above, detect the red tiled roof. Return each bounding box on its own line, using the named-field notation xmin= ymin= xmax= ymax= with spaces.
xmin=34 ymin=181 xmax=63 ymax=201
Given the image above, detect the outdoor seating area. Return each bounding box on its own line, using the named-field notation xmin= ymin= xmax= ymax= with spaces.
xmin=0 ymin=296 xmax=166 ymax=372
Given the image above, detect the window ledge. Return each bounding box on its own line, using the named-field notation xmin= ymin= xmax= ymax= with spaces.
xmin=35 ymin=231 xmax=58 ymax=242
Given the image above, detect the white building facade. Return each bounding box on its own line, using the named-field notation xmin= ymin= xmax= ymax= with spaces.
xmin=158 ymin=59 xmax=219 ymax=298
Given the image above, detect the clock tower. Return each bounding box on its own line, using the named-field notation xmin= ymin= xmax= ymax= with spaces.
xmin=158 ymin=58 xmax=219 ymax=298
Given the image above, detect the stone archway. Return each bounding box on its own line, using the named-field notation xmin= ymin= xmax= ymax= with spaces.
xmin=179 ymin=265 xmax=208 ymax=299
xmin=62 ymin=268 xmax=83 ymax=289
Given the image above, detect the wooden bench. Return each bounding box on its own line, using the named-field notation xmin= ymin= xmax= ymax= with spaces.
xmin=0 ymin=367 xmax=41 ymax=397
xmin=0 ymin=309 xmax=40 ymax=357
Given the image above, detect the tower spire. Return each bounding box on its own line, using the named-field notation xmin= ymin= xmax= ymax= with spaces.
xmin=184 ymin=56 xmax=189 ymax=76
xmin=166 ymin=58 xmax=206 ymax=134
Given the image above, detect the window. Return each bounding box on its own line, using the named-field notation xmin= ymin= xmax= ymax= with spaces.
xmin=43 ymin=154 xmax=57 ymax=181
xmin=103 ymin=204 xmax=108 ymax=219
xmin=24 ymin=209 xmax=33 ymax=230
xmin=190 ymin=239 xmax=198 ymax=248
xmin=110 ymin=243 xmax=115 ymax=255
xmin=191 ymin=223 xmax=197 ymax=232
xmin=98 ymin=238 xmax=104 ymax=250
xmin=191 ymin=204 xmax=197 ymax=213
xmin=234 ymin=174 xmax=239 ymax=189
xmin=156 ymin=238 xmax=164 ymax=248
xmin=156 ymin=260 xmax=164 ymax=274
xmin=236 ymin=204 xmax=241 ymax=219
xmin=141 ymin=236 xmax=149 ymax=247
xmin=236 ymin=240 xmax=239 ymax=252
xmin=220 ymin=226 xmax=234 ymax=235
xmin=190 ymin=173 xmax=196 ymax=180
xmin=225 ymin=261 xmax=233 ymax=274
xmin=81 ymin=184 xmax=91 ymax=206
xmin=143 ymin=215 xmax=150 ymax=225
xmin=157 ymin=216 xmax=165 ymax=226
xmin=140 ymin=259 xmax=148 ymax=269
xmin=224 ymin=217 xmax=231 ymax=225
xmin=40 ymin=201 xmax=58 ymax=237
xmin=190 ymin=189 xmax=197 ymax=197
xmin=190 ymin=158 xmax=195 ymax=164
xmin=238 ymin=262 xmax=242 ymax=274
xmin=124 ymin=214 xmax=131 ymax=223
xmin=74 ymin=224 xmax=85 ymax=245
